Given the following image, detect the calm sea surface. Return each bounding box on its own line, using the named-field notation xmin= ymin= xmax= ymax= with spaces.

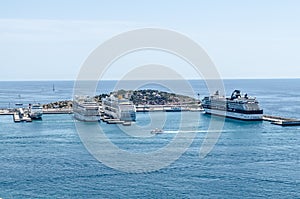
xmin=0 ymin=79 xmax=299 ymax=198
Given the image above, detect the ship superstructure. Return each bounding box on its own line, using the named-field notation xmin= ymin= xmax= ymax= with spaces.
xmin=29 ymin=103 xmax=43 ymax=119
xmin=73 ymin=96 xmax=100 ymax=122
xmin=102 ymin=95 xmax=136 ymax=121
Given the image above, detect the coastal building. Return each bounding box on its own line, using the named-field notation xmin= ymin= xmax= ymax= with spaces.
xmin=102 ymin=95 xmax=136 ymax=121
xmin=73 ymin=96 xmax=100 ymax=122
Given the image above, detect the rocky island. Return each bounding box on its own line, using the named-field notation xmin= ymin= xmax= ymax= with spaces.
xmin=43 ymin=89 xmax=202 ymax=112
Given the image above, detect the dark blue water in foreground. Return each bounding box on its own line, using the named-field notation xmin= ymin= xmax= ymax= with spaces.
xmin=0 ymin=79 xmax=299 ymax=198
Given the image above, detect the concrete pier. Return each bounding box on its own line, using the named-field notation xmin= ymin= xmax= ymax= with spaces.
xmin=42 ymin=108 xmax=73 ymax=114
xmin=135 ymin=105 xmax=203 ymax=112
xmin=2 ymin=107 xmax=300 ymax=127
xmin=12 ymin=108 xmax=32 ymax=122
xmin=13 ymin=112 xmax=21 ymax=122
xmin=1 ymin=108 xmax=71 ymax=123
xmin=263 ymin=115 xmax=300 ymax=126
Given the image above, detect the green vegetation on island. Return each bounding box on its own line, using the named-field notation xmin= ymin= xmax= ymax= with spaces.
xmin=43 ymin=89 xmax=200 ymax=108
xmin=106 ymin=89 xmax=199 ymax=105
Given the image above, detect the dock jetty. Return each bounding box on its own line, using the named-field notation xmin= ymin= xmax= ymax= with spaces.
xmin=0 ymin=108 xmax=32 ymax=122
xmin=262 ymin=115 xmax=300 ymax=126
xmin=42 ymin=108 xmax=73 ymax=114
xmin=1 ymin=89 xmax=300 ymax=127
xmin=2 ymin=108 xmax=300 ymax=126
xmin=14 ymin=108 xmax=32 ymax=122
xmin=0 ymin=108 xmax=72 ymax=123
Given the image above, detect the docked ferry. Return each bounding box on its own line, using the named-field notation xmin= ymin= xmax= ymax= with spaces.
xmin=73 ymin=96 xmax=100 ymax=122
xmin=102 ymin=95 xmax=136 ymax=121
xmin=202 ymin=90 xmax=263 ymax=121
xmin=29 ymin=103 xmax=43 ymax=119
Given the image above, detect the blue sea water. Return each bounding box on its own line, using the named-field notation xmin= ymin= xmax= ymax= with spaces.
xmin=0 ymin=79 xmax=299 ymax=198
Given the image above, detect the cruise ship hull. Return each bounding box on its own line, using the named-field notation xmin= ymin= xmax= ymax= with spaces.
xmin=74 ymin=112 xmax=100 ymax=122
xmin=29 ymin=113 xmax=43 ymax=120
xmin=73 ymin=96 xmax=101 ymax=122
xmin=103 ymin=109 xmax=136 ymax=121
xmin=204 ymin=108 xmax=263 ymax=121
xmin=102 ymin=96 xmax=136 ymax=122
xmin=29 ymin=104 xmax=43 ymax=120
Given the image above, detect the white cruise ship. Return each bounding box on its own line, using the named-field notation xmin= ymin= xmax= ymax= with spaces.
xmin=29 ymin=104 xmax=43 ymax=119
xmin=202 ymin=90 xmax=263 ymax=121
xmin=73 ymin=96 xmax=100 ymax=122
xmin=102 ymin=95 xmax=136 ymax=121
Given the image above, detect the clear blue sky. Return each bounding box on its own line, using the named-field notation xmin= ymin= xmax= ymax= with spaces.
xmin=1 ymin=0 xmax=300 ymax=80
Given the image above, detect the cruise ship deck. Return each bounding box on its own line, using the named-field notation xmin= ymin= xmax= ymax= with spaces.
xmin=102 ymin=95 xmax=136 ymax=121
xmin=73 ymin=96 xmax=100 ymax=122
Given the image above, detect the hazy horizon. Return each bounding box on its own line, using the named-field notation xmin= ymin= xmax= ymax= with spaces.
xmin=0 ymin=77 xmax=299 ymax=82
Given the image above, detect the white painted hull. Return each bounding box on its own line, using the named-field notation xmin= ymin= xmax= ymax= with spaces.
xmin=103 ymin=109 xmax=118 ymax=119
xmin=74 ymin=112 xmax=100 ymax=122
xmin=103 ymin=109 xmax=136 ymax=121
xmin=204 ymin=108 xmax=263 ymax=121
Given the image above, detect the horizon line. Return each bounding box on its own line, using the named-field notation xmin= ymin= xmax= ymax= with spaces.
xmin=0 ymin=77 xmax=299 ymax=82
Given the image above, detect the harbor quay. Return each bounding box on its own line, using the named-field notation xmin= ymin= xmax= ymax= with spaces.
xmin=135 ymin=104 xmax=203 ymax=112
xmin=1 ymin=89 xmax=300 ymax=126
xmin=1 ymin=106 xmax=300 ymax=126
xmin=0 ymin=103 xmax=202 ymax=124
xmin=0 ymin=108 xmax=73 ymax=115
xmin=0 ymin=107 xmax=73 ymax=122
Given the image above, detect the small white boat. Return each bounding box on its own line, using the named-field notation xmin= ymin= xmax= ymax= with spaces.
xmin=29 ymin=103 xmax=43 ymax=120
xmin=150 ymin=128 xmax=164 ymax=134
